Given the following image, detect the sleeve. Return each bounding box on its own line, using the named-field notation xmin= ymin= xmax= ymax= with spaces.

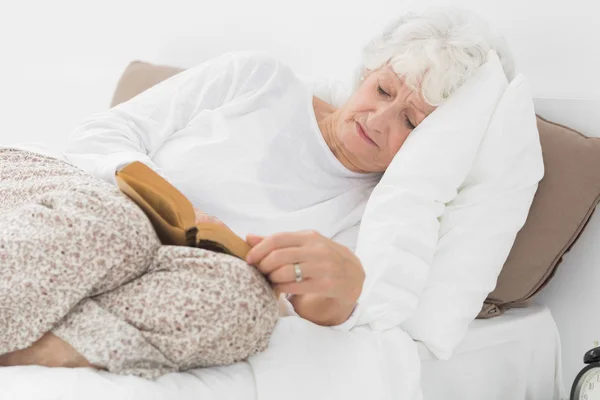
xmin=63 ymin=51 xmax=273 ymax=184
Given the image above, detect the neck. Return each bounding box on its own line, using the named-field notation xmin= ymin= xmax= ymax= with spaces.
xmin=312 ymin=97 xmax=365 ymax=173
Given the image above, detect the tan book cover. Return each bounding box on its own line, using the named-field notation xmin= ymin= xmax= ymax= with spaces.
xmin=115 ymin=161 xmax=251 ymax=261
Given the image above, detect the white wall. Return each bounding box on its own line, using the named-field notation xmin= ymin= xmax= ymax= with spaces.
xmin=1 ymin=0 xmax=598 ymax=151
xmin=1 ymin=0 xmax=599 ymax=391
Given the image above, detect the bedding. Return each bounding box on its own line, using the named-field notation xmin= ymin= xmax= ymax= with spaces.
xmin=0 ymin=303 xmax=563 ymax=400
xmin=0 ymin=313 xmax=423 ymax=400
xmin=486 ymin=116 xmax=600 ymax=311
xmin=110 ymin=60 xmax=184 ymax=108
xmin=399 ymin=71 xmax=544 ymax=359
xmin=419 ymin=303 xmax=566 ymax=400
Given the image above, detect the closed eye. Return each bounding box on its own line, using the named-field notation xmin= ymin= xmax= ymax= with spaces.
xmin=378 ymin=83 xmax=416 ymax=129
xmin=377 ymin=85 xmax=390 ymax=97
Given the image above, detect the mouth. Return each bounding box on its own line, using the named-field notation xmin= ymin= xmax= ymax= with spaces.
xmin=356 ymin=121 xmax=378 ymax=147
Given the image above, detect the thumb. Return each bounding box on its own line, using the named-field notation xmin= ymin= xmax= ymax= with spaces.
xmin=246 ymin=233 xmax=265 ymax=247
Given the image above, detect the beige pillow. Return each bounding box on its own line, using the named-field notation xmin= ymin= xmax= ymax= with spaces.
xmin=479 ymin=116 xmax=600 ymax=317
xmin=110 ymin=61 xmax=183 ymax=107
xmin=110 ymin=61 xmax=600 ymax=318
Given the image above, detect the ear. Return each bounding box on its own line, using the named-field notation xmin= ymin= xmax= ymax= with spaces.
xmin=361 ymin=68 xmax=370 ymax=80
xmin=361 ymin=68 xmax=376 ymax=82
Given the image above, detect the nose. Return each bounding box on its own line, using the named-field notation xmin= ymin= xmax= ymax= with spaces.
xmin=366 ymin=103 xmax=398 ymax=134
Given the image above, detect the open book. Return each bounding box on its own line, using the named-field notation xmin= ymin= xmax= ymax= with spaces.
xmin=115 ymin=161 xmax=251 ymax=261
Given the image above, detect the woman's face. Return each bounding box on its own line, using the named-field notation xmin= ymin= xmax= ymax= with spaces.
xmin=336 ymin=66 xmax=436 ymax=173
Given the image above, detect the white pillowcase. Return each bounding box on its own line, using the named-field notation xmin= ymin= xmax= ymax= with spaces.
xmin=400 ymin=73 xmax=544 ymax=359
xmin=353 ymin=50 xmax=509 ymax=330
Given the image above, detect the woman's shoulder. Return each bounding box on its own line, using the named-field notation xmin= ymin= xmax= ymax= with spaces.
xmin=201 ymin=51 xmax=300 ymax=94
xmin=182 ymin=51 xmax=291 ymax=84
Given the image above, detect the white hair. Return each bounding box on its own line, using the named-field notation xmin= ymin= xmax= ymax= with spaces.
xmin=356 ymin=8 xmax=515 ymax=106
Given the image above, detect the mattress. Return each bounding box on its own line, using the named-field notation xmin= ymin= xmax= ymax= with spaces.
xmin=419 ymin=303 xmax=567 ymax=400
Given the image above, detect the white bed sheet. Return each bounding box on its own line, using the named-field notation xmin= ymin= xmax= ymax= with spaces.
xmin=0 ymin=318 xmax=422 ymax=400
xmin=0 ymin=304 xmax=566 ymax=400
xmin=419 ymin=303 xmax=567 ymax=400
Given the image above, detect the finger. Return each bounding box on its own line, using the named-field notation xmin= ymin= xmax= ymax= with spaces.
xmin=245 ymin=234 xmax=265 ymax=247
xmin=273 ymin=279 xmax=326 ymax=296
xmin=246 ymin=232 xmax=308 ymax=265
xmin=195 ymin=214 xmax=213 ymax=223
xmin=197 ymin=217 xmax=225 ymax=226
xmin=268 ymin=261 xmax=322 ymax=284
xmin=255 ymin=247 xmax=305 ymax=275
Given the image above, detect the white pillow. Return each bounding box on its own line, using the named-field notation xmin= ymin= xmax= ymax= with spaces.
xmin=303 ymin=51 xmax=542 ymax=359
xmin=400 ymin=74 xmax=544 ymax=359
xmin=352 ymin=51 xmax=509 ymax=330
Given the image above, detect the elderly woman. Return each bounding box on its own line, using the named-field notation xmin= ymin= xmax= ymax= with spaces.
xmin=0 ymin=8 xmax=513 ymax=377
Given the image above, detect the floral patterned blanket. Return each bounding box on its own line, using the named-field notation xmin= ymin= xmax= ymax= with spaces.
xmin=0 ymin=148 xmax=278 ymax=379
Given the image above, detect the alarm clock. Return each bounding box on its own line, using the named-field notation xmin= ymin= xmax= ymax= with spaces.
xmin=571 ymin=344 xmax=600 ymax=400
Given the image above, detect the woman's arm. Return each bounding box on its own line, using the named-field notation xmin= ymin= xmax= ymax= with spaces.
xmin=63 ymin=52 xmax=270 ymax=184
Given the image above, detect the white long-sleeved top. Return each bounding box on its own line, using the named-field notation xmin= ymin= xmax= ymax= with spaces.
xmin=64 ymin=50 xmax=380 ymax=251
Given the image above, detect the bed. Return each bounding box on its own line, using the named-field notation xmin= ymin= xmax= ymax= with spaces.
xmin=3 ymin=73 xmax=596 ymax=400
xmin=420 ymin=304 xmax=565 ymax=400
xmin=0 ymin=303 xmax=565 ymax=400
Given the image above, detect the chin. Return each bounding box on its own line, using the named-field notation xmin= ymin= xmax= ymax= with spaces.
xmin=352 ymin=146 xmax=374 ymax=168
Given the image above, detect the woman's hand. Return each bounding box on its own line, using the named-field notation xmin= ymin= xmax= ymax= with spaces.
xmin=245 ymin=230 xmax=365 ymax=325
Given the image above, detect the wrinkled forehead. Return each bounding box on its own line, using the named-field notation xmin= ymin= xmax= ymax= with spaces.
xmin=379 ymin=65 xmax=437 ymax=117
